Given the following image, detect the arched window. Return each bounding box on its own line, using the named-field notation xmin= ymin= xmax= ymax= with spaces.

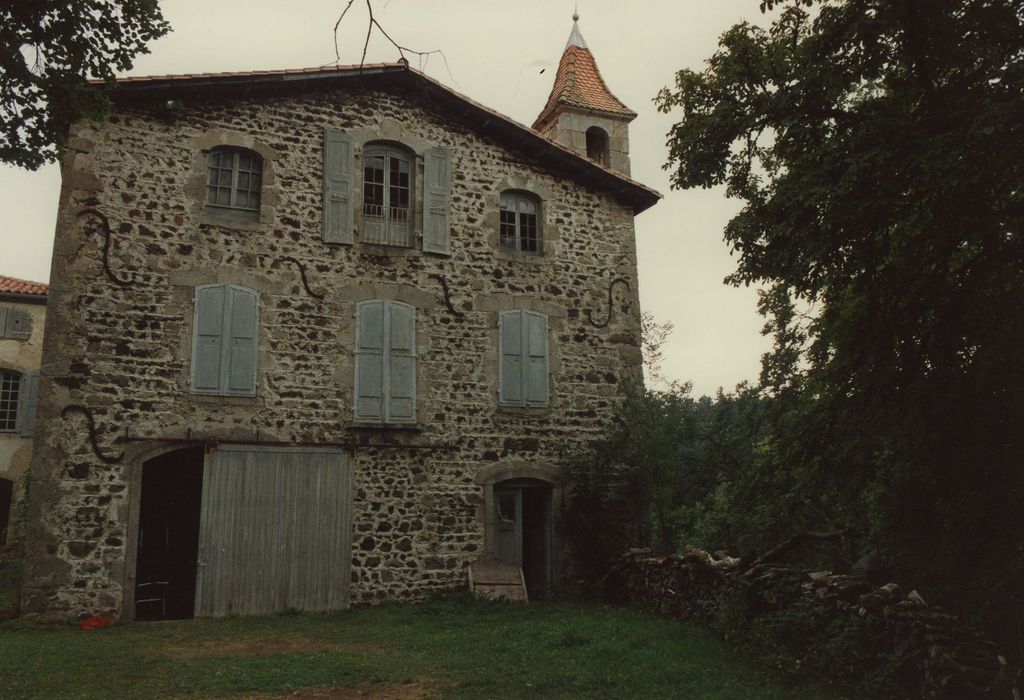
xmin=206 ymin=147 xmax=263 ymax=220
xmin=0 ymin=369 xmax=21 ymax=432
xmin=499 ymin=192 xmax=541 ymax=254
xmin=361 ymin=143 xmax=414 ymax=247
xmin=585 ymin=126 xmax=609 ymax=166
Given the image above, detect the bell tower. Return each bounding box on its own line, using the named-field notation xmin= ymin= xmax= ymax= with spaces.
xmin=533 ymin=12 xmax=637 ymax=176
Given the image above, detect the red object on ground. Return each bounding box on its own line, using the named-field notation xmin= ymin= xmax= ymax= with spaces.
xmin=79 ymin=615 xmax=112 ymax=630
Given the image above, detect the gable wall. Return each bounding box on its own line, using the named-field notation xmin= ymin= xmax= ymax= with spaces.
xmin=23 ymin=86 xmax=643 ymax=616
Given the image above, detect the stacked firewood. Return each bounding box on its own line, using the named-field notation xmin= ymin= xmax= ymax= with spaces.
xmin=601 ymin=547 xmax=1016 ymax=699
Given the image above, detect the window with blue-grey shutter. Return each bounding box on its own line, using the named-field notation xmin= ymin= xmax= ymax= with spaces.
xmin=191 ymin=284 xmax=259 ymax=396
xmin=423 ymin=146 xmax=452 ymax=254
xmin=355 ymin=300 xmax=416 ymax=423
xmin=499 ymin=310 xmax=549 ymax=407
xmin=324 ymin=129 xmax=355 ymax=244
xmin=0 ymin=307 xmax=31 ymax=340
xmin=19 ymin=370 xmax=39 ymax=436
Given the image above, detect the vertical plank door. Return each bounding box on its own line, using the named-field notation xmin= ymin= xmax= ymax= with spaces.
xmin=194 ymin=446 xmax=352 ymax=617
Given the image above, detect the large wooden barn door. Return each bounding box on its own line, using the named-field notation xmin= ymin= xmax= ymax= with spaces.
xmin=194 ymin=445 xmax=352 ymax=617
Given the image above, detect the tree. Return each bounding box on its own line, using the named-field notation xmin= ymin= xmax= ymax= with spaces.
xmin=657 ymin=0 xmax=1024 ymax=654
xmin=1 ymin=1 xmax=170 ymax=170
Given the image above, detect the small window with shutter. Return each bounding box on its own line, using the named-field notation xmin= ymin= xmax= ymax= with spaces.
xmin=354 ymin=300 xmax=417 ymax=424
xmin=499 ymin=310 xmax=549 ymax=407
xmin=190 ymin=284 xmax=259 ymax=397
xmin=361 ymin=143 xmax=414 ymax=247
xmin=0 ymin=307 xmax=32 ymax=340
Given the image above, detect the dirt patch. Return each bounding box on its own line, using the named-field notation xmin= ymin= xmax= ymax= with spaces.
xmin=232 ymin=679 xmax=440 ymax=699
xmin=162 ymin=636 xmax=384 ymax=660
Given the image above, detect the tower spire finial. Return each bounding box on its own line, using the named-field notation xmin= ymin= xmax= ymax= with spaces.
xmin=573 ymin=3 xmax=579 ymax=22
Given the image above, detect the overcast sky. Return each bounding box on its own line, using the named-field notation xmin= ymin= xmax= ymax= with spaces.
xmin=0 ymin=0 xmax=771 ymax=396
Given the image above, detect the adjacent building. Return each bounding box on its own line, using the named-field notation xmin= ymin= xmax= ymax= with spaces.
xmin=0 ymin=275 xmax=47 ymax=544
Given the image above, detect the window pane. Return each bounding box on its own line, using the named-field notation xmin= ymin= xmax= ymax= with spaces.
xmin=520 ymin=213 xmax=538 ymax=253
xmin=0 ymin=370 xmax=19 ymax=431
xmin=499 ymin=210 xmax=516 ymax=248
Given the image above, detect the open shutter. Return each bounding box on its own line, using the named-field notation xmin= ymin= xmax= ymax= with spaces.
xmin=355 ymin=301 xmax=385 ymax=421
xmin=323 ymin=128 xmax=355 ymax=244
xmin=225 ymin=286 xmax=259 ymax=396
xmin=423 ymin=146 xmax=452 ymax=254
xmin=386 ymin=303 xmax=416 ymax=423
xmin=499 ymin=311 xmax=524 ymax=405
xmin=524 ymin=312 xmax=549 ymax=406
xmin=0 ymin=309 xmax=7 ymax=338
xmin=19 ymin=370 xmax=40 ymax=436
xmin=193 ymin=286 xmax=226 ymax=394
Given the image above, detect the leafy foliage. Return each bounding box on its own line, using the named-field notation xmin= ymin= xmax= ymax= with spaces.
xmin=652 ymin=0 xmax=1024 ymax=658
xmin=1 ymin=1 xmax=169 ymax=169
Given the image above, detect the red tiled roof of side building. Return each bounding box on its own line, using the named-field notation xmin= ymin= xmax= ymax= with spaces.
xmin=534 ymin=45 xmax=636 ymax=130
xmin=0 ymin=274 xmax=48 ymax=296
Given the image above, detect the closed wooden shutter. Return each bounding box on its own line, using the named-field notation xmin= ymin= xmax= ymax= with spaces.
xmin=225 ymin=286 xmax=258 ymax=396
xmin=323 ymin=129 xmax=355 ymax=244
xmin=192 ymin=285 xmax=226 ymax=394
xmin=423 ymin=146 xmax=452 ymax=254
xmin=1 ymin=308 xmax=31 ymax=340
xmin=387 ymin=303 xmax=416 ymax=423
xmin=19 ymin=370 xmax=40 ymax=437
xmin=499 ymin=310 xmax=524 ymax=405
xmin=524 ymin=311 xmax=549 ymax=406
xmin=355 ymin=300 xmax=385 ymax=421
xmin=499 ymin=310 xmax=549 ymax=407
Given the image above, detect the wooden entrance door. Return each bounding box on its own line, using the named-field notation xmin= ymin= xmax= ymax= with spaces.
xmin=493 ymin=482 xmax=551 ymax=598
xmin=194 ymin=445 xmax=352 ymax=616
xmin=494 ymin=487 xmax=523 ymax=566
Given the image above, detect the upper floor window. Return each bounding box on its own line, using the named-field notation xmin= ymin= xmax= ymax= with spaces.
xmin=361 ymin=143 xmax=413 ymax=247
xmin=0 ymin=307 xmax=31 ymax=340
xmin=500 ymin=192 xmax=541 ymax=254
xmin=586 ymin=126 xmax=609 ymax=166
xmin=0 ymin=370 xmax=20 ymax=432
xmin=206 ymin=147 xmax=262 ymax=221
xmin=191 ymin=284 xmax=259 ymax=397
xmin=355 ymin=300 xmax=416 ymax=424
xmin=499 ymin=310 xmax=549 ymax=407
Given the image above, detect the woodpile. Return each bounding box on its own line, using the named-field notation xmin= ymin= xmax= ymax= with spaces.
xmin=600 ymin=546 xmax=1016 ymax=699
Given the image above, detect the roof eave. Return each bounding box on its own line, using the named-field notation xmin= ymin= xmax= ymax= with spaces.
xmin=92 ymin=64 xmax=661 ymax=214
xmin=0 ymin=291 xmax=48 ymax=305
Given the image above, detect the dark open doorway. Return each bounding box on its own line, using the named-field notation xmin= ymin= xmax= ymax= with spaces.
xmin=135 ymin=446 xmax=204 ymax=620
xmin=494 ymin=479 xmax=552 ymax=600
xmin=0 ymin=478 xmax=13 ymax=544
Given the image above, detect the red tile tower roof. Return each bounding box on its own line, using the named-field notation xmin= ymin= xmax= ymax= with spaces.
xmin=533 ymin=17 xmax=636 ymax=131
xmin=0 ymin=274 xmax=48 ymax=297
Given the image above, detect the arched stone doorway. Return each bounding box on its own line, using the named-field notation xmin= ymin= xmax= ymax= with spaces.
xmin=133 ymin=446 xmax=205 ymax=620
xmin=476 ymin=461 xmax=565 ymax=599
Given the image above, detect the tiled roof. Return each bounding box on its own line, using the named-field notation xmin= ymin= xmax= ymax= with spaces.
xmin=0 ymin=274 xmax=48 ymax=297
xmin=533 ymin=27 xmax=636 ymax=130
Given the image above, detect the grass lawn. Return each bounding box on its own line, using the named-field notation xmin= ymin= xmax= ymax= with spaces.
xmin=0 ymin=594 xmax=836 ymax=699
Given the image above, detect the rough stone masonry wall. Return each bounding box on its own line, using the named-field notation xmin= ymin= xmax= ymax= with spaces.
xmin=22 ymin=85 xmax=644 ymax=617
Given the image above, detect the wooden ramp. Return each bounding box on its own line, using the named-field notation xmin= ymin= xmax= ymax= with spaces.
xmin=468 ymin=559 xmax=529 ymax=603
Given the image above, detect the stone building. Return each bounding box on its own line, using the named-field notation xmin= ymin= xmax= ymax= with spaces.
xmin=0 ymin=275 xmax=47 ymax=544
xmin=22 ymin=17 xmax=659 ymax=620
